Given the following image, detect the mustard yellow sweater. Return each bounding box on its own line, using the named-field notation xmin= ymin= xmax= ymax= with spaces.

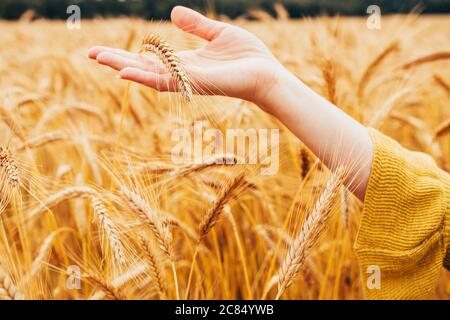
xmin=355 ymin=128 xmax=450 ymax=299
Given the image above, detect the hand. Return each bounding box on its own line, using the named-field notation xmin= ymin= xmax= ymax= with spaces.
xmin=88 ymin=6 xmax=283 ymax=111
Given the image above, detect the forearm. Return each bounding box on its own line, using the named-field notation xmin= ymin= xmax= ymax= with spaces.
xmin=258 ymin=69 xmax=373 ymax=200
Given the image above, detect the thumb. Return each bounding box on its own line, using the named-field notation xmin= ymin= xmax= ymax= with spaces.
xmin=171 ymin=6 xmax=226 ymax=41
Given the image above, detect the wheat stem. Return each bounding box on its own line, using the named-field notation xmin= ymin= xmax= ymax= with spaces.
xmin=276 ymin=169 xmax=344 ymax=299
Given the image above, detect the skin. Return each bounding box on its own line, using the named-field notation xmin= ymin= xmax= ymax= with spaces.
xmin=88 ymin=6 xmax=373 ymax=201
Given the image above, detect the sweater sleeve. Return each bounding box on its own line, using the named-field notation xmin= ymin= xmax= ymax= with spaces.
xmin=354 ymin=128 xmax=450 ymax=299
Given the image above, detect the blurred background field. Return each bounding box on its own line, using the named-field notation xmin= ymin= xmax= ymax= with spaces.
xmin=0 ymin=0 xmax=450 ymax=20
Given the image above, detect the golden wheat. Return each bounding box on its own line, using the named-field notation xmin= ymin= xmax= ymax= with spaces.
xmin=434 ymin=75 xmax=450 ymax=94
xmin=401 ymin=51 xmax=450 ymax=70
xmin=139 ymin=235 xmax=166 ymax=297
xmin=0 ymin=266 xmax=22 ymax=300
xmin=120 ymin=187 xmax=173 ymax=259
xmin=322 ymin=57 xmax=337 ymax=104
xmin=435 ymin=118 xmax=450 ymax=139
xmin=17 ymin=131 xmax=68 ymax=151
xmin=0 ymin=14 xmax=449 ymax=301
xmin=357 ymin=42 xmax=399 ymax=100
xmin=85 ymin=273 xmax=124 ymax=300
xmin=199 ymin=172 xmax=247 ymax=240
xmin=91 ymin=197 xmax=126 ymax=266
xmin=28 ymin=186 xmax=98 ymax=219
xmin=0 ymin=147 xmax=19 ymax=188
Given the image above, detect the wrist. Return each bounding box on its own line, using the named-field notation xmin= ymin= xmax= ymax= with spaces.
xmin=253 ymin=66 xmax=305 ymax=116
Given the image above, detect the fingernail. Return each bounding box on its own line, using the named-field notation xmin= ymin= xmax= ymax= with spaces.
xmin=115 ymin=74 xmax=122 ymax=79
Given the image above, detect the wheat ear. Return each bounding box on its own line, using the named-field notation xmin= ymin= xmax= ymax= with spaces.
xmin=119 ymin=187 xmax=179 ymax=299
xmin=90 ymin=264 xmax=147 ymax=300
xmin=17 ymin=131 xmax=68 ymax=151
xmin=340 ymin=187 xmax=350 ymax=229
xmin=434 ymin=75 xmax=450 ymax=94
xmin=0 ymin=147 xmax=19 ymax=188
xmin=91 ymin=197 xmax=126 ymax=266
xmin=139 ymin=235 xmax=166 ymax=297
xmin=30 ymin=231 xmax=59 ymax=277
xmin=170 ymin=154 xmax=239 ymax=178
xmin=85 ymin=273 xmax=124 ymax=300
xmin=357 ymin=42 xmax=399 ymax=99
xmin=0 ymin=266 xmax=22 ymax=300
xmin=276 ymin=169 xmax=344 ymax=299
xmin=27 ymin=186 xmax=125 ymax=266
xmin=300 ymin=149 xmax=310 ymax=179
xmin=0 ymin=106 xmax=26 ymax=142
xmin=28 ymin=185 xmax=98 ymax=219
xmin=322 ymin=57 xmax=337 ymax=104
xmin=140 ymin=34 xmax=193 ymax=101
xmin=199 ymin=172 xmax=246 ymax=240
xmin=401 ymin=51 xmax=450 ymax=70
xmin=391 ymin=112 xmax=444 ymax=165
xmin=434 ymin=118 xmax=450 ymax=139
xmin=186 ymin=172 xmax=246 ymax=299
xmin=120 ymin=187 xmax=173 ymax=259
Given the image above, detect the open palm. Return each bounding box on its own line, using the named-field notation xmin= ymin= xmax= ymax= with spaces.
xmin=88 ymin=6 xmax=281 ymax=105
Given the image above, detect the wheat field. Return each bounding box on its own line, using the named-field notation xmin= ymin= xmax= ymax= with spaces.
xmin=0 ymin=14 xmax=449 ymax=300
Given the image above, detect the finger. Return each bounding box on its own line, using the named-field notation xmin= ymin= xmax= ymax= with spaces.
xmin=88 ymin=46 xmax=159 ymax=65
xmin=96 ymin=52 xmax=165 ymax=73
xmin=97 ymin=52 xmax=146 ymax=71
xmin=119 ymin=67 xmax=177 ymax=92
xmin=171 ymin=6 xmax=226 ymax=41
xmin=89 ymin=46 xmax=140 ymax=60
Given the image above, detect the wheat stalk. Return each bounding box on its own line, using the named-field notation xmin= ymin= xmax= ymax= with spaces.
xmin=0 ymin=147 xmax=19 ymax=188
xmin=276 ymin=169 xmax=345 ymax=299
xmin=434 ymin=118 xmax=450 ymax=139
xmin=85 ymin=273 xmax=124 ymax=300
xmin=120 ymin=187 xmax=172 ymax=259
xmin=30 ymin=231 xmax=59 ymax=277
xmin=322 ymin=57 xmax=337 ymax=104
xmin=28 ymin=185 xmax=97 ymax=219
xmin=199 ymin=172 xmax=246 ymax=240
xmin=34 ymin=102 xmax=106 ymax=133
xmin=27 ymin=186 xmax=125 ymax=266
xmin=300 ymin=149 xmax=310 ymax=179
xmin=140 ymin=34 xmax=193 ymax=101
xmin=17 ymin=131 xmax=68 ymax=151
xmin=401 ymin=51 xmax=450 ymax=70
xmin=170 ymin=154 xmax=240 ymax=178
xmin=357 ymin=42 xmax=399 ymax=99
xmin=340 ymin=187 xmax=350 ymax=229
xmin=186 ymin=172 xmax=247 ymax=298
xmin=368 ymin=88 xmax=411 ymax=128
xmin=119 ymin=187 xmax=179 ymax=299
xmin=0 ymin=106 xmax=26 ymax=142
xmin=391 ymin=112 xmax=444 ymax=165
xmin=139 ymin=235 xmax=166 ymax=297
xmin=90 ymin=264 xmax=147 ymax=300
xmin=91 ymin=197 xmax=126 ymax=266
xmin=274 ymin=3 xmax=289 ymax=20
xmin=434 ymin=75 xmax=450 ymax=94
